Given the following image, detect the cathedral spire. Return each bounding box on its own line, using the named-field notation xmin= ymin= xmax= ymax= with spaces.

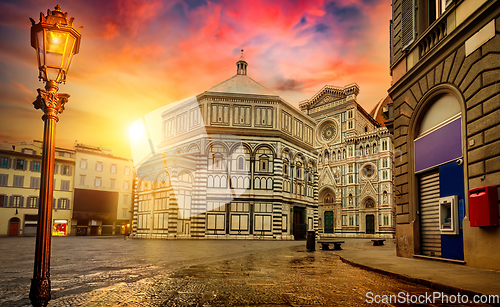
xmin=236 ymin=49 xmax=247 ymax=75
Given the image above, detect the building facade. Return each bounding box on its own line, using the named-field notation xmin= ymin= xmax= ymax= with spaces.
xmin=389 ymin=0 xmax=500 ymax=269
xmin=300 ymin=87 xmax=394 ymax=238
xmin=0 ymin=141 xmax=134 ymax=237
xmin=72 ymin=143 xmax=134 ymax=236
xmin=130 ymin=55 xmax=394 ymax=240
xmin=0 ymin=141 xmax=75 ymax=236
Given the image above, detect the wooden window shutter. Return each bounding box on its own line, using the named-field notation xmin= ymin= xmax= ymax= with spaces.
xmin=12 ymin=159 xmax=16 ymax=169
xmin=54 ymin=164 xmax=59 ymax=174
xmin=58 ymin=198 xmax=62 ymax=209
xmin=30 ymin=161 xmax=33 ymax=171
xmin=7 ymin=158 xmax=12 ymax=169
xmin=20 ymin=196 xmax=24 ymax=208
xmin=401 ymin=0 xmax=416 ymax=50
xmin=69 ymin=166 xmax=73 ymax=176
xmin=67 ymin=199 xmax=71 ymax=210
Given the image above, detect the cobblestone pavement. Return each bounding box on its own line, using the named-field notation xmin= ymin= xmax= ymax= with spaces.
xmin=0 ymin=237 xmax=487 ymax=306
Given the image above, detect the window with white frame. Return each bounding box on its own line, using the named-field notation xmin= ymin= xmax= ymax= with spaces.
xmin=124 ymin=181 xmax=130 ymax=190
xmin=80 ymin=159 xmax=87 ymax=169
xmin=125 ymin=167 xmax=130 ymax=176
xmin=96 ymin=162 xmax=103 ymax=172
xmin=95 ymin=177 xmax=102 ymax=187
xmin=79 ymin=175 xmax=85 ymax=186
xmin=110 ymin=179 xmax=116 ymax=189
xmin=382 ymin=140 xmax=388 ymax=151
xmin=111 ymin=164 xmax=117 ymax=173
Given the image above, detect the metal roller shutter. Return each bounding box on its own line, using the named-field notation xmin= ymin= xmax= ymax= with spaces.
xmin=419 ymin=171 xmax=441 ymax=257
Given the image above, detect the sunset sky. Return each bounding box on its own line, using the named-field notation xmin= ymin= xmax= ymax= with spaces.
xmin=0 ymin=0 xmax=392 ymax=159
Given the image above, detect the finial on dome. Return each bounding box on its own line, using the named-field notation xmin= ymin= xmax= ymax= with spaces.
xmin=236 ymin=49 xmax=247 ymax=75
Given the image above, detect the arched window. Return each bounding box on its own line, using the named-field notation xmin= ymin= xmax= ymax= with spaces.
xmin=359 ymin=146 xmax=363 ymax=156
xmin=373 ymin=143 xmax=378 ymax=154
xmin=267 ymin=178 xmax=273 ymax=189
xmin=259 ymin=154 xmax=269 ymax=172
xmin=365 ymin=198 xmax=375 ymax=208
xmin=179 ymin=171 xmax=193 ymax=183
xmin=254 ymin=177 xmax=260 ymax=189
xmin=415 ymin=93 xmax=462 ymax=173
xmin=237 ymin=156 xmax=245 ymax=171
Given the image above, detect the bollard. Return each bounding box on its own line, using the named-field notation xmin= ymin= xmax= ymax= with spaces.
xmin=306 ymin=229 xmax=316 ymax=252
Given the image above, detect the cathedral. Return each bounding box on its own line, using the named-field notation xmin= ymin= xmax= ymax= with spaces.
xmin=130 ymin=53 xmax=394 ymax=240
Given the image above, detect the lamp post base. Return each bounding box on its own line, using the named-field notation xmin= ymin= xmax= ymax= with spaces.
xmin=29 ymin=277 xmax=51 ymax=307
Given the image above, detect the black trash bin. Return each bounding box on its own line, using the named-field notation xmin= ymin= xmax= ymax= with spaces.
xmin=306 ymin=229 xmax=316 ymax=251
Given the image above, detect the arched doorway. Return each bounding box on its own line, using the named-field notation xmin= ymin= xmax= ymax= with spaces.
xmin=323 ymin=193 xmax=335 ymax=233
xmin=413 ymin=91 xmax=465 ymax=260
xmin=362 ymin=197 xmax=376 ymax=234
xmin=319 ymin=187 xmax=336 ymax=234
xmin=8 ymin=217 xmax=20 ymax=236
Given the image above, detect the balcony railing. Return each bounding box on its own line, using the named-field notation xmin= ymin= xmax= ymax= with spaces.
xmin=418 ymin=19 xmax=447 ymax=59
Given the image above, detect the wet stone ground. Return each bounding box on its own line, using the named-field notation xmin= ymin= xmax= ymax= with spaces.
xmin=0 ymin=237 xmax=486 ymax=306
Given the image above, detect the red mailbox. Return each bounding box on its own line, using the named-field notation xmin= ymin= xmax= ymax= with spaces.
xmin=469 ymin=186 xmax=499 ymax=227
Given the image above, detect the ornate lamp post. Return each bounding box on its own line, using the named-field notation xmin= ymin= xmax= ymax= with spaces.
xmin=29 ymin=5 xmax=81 ymax=307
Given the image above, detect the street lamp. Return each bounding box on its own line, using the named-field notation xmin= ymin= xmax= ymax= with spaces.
xmin=29 ymin=5 xmax=81 ymax=307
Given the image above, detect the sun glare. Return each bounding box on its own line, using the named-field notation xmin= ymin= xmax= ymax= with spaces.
xmin=129 ymin=122 xmax=145 ymax=140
